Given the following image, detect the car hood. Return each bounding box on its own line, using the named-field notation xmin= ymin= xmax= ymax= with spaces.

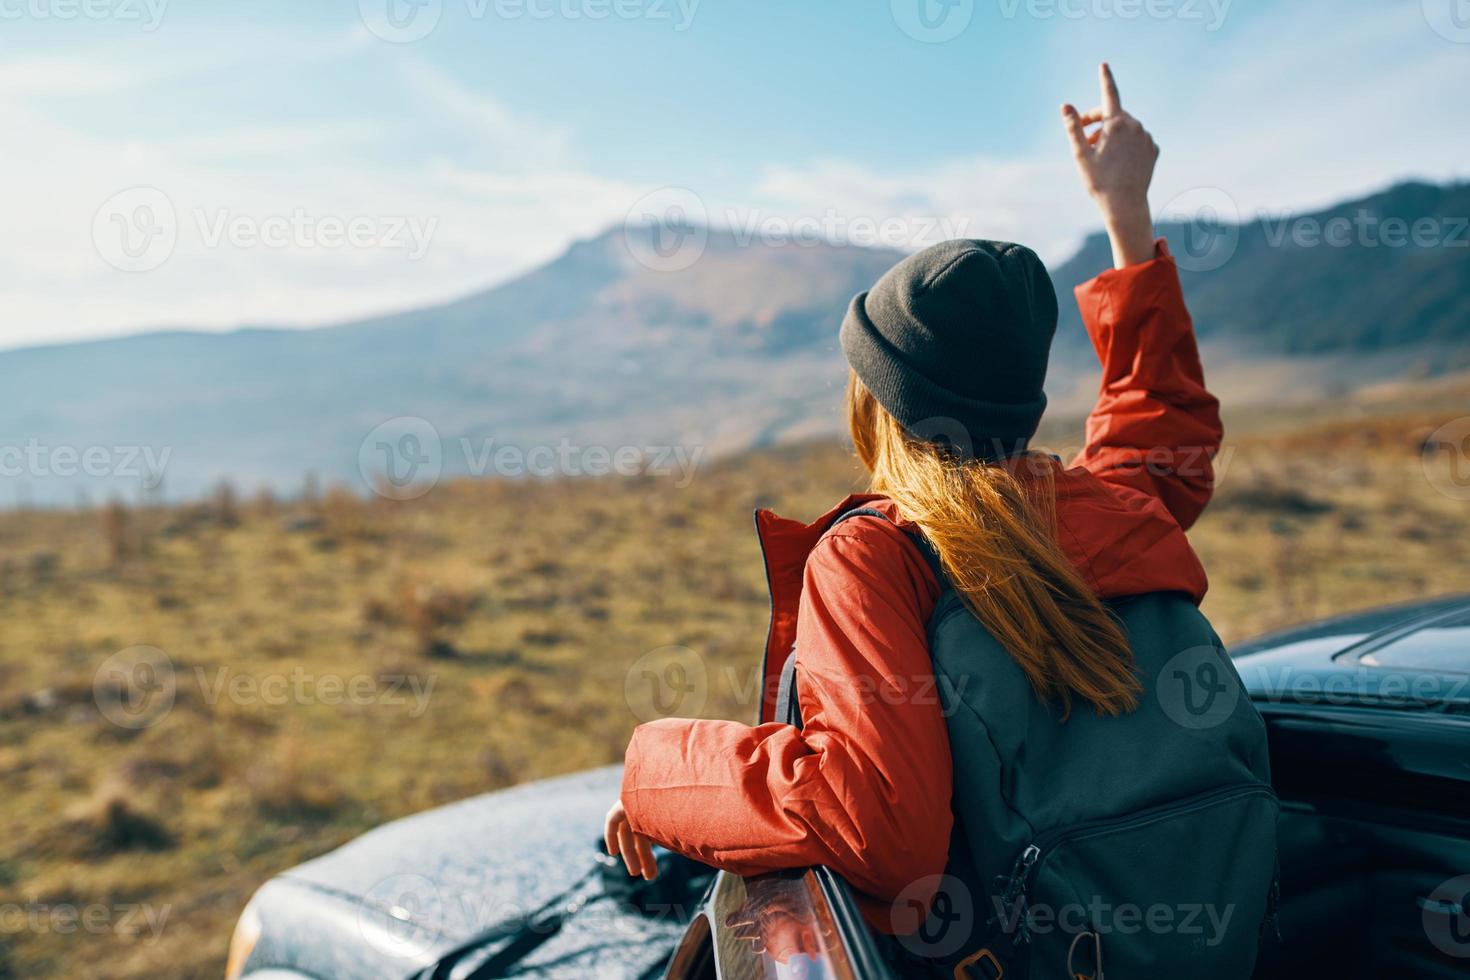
xmin=1233 ymin=594 xmax=1470 ymax=708
xmin=243 ymin=765 xmax=687 ymax=979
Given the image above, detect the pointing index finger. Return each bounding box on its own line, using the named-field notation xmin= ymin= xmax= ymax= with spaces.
xmin=1100 ymin=62 xmax=1122 ymax=116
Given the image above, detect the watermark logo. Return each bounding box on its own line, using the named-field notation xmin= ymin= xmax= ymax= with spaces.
xmin=891 ymin=874 xmax=975 ymax=960
xmin=0 ymin=0 xmax=169 ymax=30
xmin=194 ymin=208 xmax=437 ymax=259
xmin=1423 ymin=874 xmax=1470 ymax=958
xmin=360 ymin=417 xmax=444 ymax=502
xmin=0 ymin=901 xmax=171 ymax=943
xmin=194 ymin=667 xmax=436 ymax=717
xmin=890 ymin=0 xmax=973 ymax=42
xmin=623 ymin=187 xmax=709 ymax=273
xmin=359 ymin=0 xmax=443 ymax=42
xmin=1156 ymin=644 xmax=1240 ymax=731
xmin=360 ymin=0 xmax=698 ymax=42
xmin=1259 ymin=209 xmax=1469 ymax=251
xmin=94 ymin=190 xmax=437 ymax=273
xmin=93 ymin=187 xmax=177 ymax=273
xmin=1156 ymin=187 xmax=1240 ymax=273
xmin=93 ymin=645 xmax=176 ymax=730
xmin=0 ymin=440 xmax=170 ymax=486
xmin=358 ymin=873 xmax=445 ymax=960
xmin=1423 ymin=0 xmax=1470 ymax=43
xmin=727 ymin=209 xmax=971 ymax=251
xmin=358 ymin=418 xmax=707 ymax=499
xmin=994 ymin=0 xmax=1231 ymax=31
xmin=1422 ymin=417 xmax=1470 ymax=501
xmin=624 ymin=645 xmax=708 ymax=722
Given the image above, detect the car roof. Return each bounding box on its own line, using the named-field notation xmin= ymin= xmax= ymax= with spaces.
xmin=1231 ymin=593 xmax=1470 ymax=662
xmin=1233 ymin=594 xmax=1470 ymax=710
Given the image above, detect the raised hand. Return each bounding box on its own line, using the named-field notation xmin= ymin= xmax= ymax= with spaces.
xmin=1062 ymin=63 xmax=1159 ymax=269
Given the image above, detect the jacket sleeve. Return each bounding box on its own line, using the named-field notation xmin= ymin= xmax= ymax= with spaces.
xmin=620 ymin=520 xmax=951 ymax=926
xmin=1070 ymin=239 xmax=1223 ymax=530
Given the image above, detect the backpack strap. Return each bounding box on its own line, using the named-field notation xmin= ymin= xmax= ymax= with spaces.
xmin=826 ymin=506 xmax=945 ymax=583
xmin=774 ymin=507 xmax=944 ymax=731
xmin=775 ymin=651 xmax=802 ymax=728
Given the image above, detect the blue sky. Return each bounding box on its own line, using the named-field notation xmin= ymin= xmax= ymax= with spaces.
xmin=2 ymin=0 xmax=1467 ymax=348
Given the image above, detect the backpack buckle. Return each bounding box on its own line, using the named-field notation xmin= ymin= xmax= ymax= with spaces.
xmin=954 ymin=947 xmax=1003 ymax=980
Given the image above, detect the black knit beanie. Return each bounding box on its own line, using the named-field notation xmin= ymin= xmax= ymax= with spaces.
xmin=840 ymin=240 xmax=1058 ymax=461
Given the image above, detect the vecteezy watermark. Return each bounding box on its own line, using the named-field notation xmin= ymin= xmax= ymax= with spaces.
xmin=1423 ymin=0 xmax=1470 ymax=44
xmin=992 ymin=896 xmax=1239 ymax=946
xmin=1155 ymin=644 xmax=1242 ymax=731
xmin=621 ymin=642 xmax=985 ymax=723
xmin=358 ymin=417 xmax=707 ymax=501
xmin=194 ymin=208 xmax=437 ymax=260
xmin=0 ymin=0 xmax=168 ymax=29
xmin=1155 ymin=187 xmax=1242 ymax=273
xmin=726 ymin=210 xmax=973 ymax=251
xmin=0 ymin=439 xmax=170 ymax=487
xmin=93 ymin=187 xmax=178 ymax=273
xmin=1249 ymin=665 xmax=1470 ymax=710
xmin=358 ymin=873 xmax=445 ymax=960
xmin=93 ymin=646 xmax=438 ymax=729
xmin=1163 ymin=657 xmax=1470 ymax=732
xmin=891 ymin=874 xmax=977 ymax=960
xmin=621 ymin=186 xmax=973 ymax=273
xmin=358 ymin=0 xmax=699 ymax=43
xmin=194 ymin=666 xmax=436 ymax=718
xmin=359 ymin=417 xmax=444 ymax=502
xmin=623 ymin=187 xmax=709 ymax=273
xmin=1259 ymin=209 xmax=1470 ymax=251
xmin=995 ymin=0 xmax=1232 ymax=30
xmin=1423 ymin=874 xmax=1470 ymax=958
xmin=93 ymin=187 xmax=438 ymax=273
xmin=891 ymin=0 xmax=1229 ymax=42
xmin=1422 ymin=417 xmax=1470 ymax=501
xmin=889 ymin=0 xmax=974 ymax=43
xmin=624 ymin=645 xmax=709 ymax=722
xmin=0 ymin=901 xmax=171 ymax=944
xmin=1157 ymin=187 xmax=1469 ymax=273
xmin=93 ymin=645 xmax=177 ymax=730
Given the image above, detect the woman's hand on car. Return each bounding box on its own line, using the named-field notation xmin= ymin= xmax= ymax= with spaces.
xmin=604 ymin=799 xmax=660 ymax=880
xmin=1062 ymin=62 xmax=1159 ymax=269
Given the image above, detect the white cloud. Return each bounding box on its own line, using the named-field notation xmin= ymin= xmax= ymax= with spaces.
xmin=0 ymin=37 xmax=640 ymax=349
xmin=0 ymin=1 xmax=1465 ymax=351
xmin=395 ymin=59 xmax=573 ymax=172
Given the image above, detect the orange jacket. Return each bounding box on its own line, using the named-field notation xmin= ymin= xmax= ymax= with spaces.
xmin=620 ymin=241 xmax=1221 ymax=932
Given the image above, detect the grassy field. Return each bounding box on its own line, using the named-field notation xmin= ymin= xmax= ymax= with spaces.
xmin=2 ymin=382 xmax=1469 ymax=978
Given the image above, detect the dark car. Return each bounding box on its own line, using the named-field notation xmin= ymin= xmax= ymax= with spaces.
xmin=225 ymin=596 xmax=1470 ymax=979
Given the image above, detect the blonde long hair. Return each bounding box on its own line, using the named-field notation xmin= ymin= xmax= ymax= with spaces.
xmin=846 ymin=373 xmax=1140 ymax=718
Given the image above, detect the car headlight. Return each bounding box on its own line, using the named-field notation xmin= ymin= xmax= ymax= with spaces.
xmin=224 ymin=903 xmax=262 ymax=980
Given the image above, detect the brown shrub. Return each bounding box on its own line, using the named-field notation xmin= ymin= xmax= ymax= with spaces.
xmin=60 ymin=778 xmax=174 ymax=856
xmin=363 ymin=579 xmax=478 ymax=657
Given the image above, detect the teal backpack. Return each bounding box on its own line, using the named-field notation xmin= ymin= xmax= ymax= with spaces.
xmin=777 ymin=508 xmax=1279 ymax=979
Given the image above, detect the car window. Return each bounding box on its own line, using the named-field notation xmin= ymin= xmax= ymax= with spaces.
xmin=708 ymin=870 xmax=860 ymax=980
xmin=1357 ymin=609 xmax=1470 ymax=675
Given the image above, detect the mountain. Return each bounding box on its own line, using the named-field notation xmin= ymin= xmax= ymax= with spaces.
xmin=1 ymin=181 xmax=1466 ymax=505
xmin=1053 ymin=180 xmax=1470 ymax=356
xmin=0 ymin=227 xmax=902 ymax=503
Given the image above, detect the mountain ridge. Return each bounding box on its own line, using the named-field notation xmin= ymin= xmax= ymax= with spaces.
xmin=2 ymin=179 xmax=1465 ymax=504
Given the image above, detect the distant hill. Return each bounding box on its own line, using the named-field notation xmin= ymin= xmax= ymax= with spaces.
xmin=0 ymin=180 xmax=1465 ymax=504
xmin=1053 ymin=180 xmax=1470 ymax=356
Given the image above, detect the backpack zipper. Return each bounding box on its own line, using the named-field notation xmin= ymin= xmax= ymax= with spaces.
xmin=995 ymin=783 xmax=1278 ymax=940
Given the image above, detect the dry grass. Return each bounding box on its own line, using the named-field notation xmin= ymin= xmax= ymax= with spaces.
xmin=2 ymin=384 xmax=1470 ymax=978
